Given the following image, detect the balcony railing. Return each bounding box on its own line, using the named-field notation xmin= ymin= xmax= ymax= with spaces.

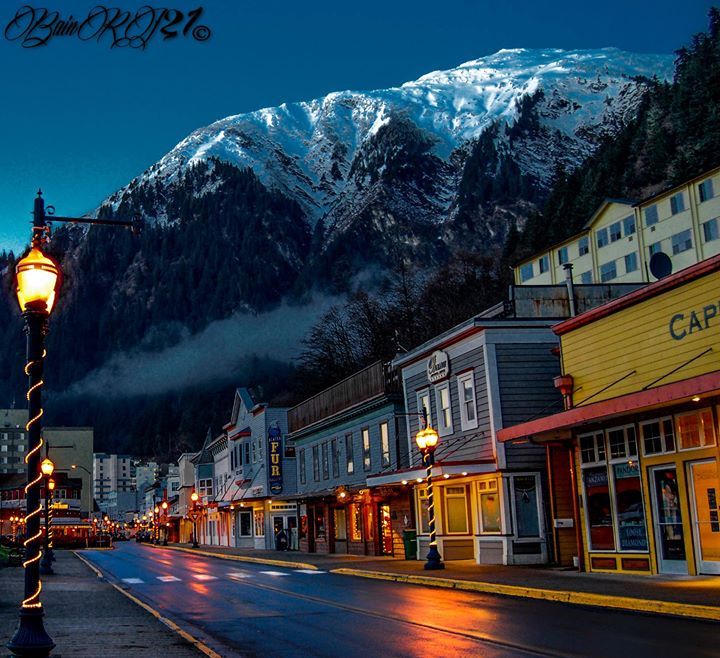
xmin=288 ymin=361 xmax=400 ymax=433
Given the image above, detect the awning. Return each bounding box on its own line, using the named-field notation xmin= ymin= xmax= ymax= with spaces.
xmin=367 ymin=460 xmax=497 ymax=487
xmin=498 ymin=370 xmax=720 ymax=443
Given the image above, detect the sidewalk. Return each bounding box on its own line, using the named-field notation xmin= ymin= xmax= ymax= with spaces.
xmin=0 ymin=551 xmax=203 ymax=656
xmin=157 ymin=542 xmax=720 ymax=620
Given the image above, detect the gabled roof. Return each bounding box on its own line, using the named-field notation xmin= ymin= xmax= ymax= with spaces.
xmin=192 ymin=427 xmax=215 ymax=465
xmin=582 ymin=198 xmax=635 ymax=229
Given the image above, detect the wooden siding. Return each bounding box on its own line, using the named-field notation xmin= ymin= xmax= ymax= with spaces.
xmin=548 ymin=445 xmax=577 ymax=566
xmin=497 ymin=343 xmax=561 ymax=470
xmin=403 ymin=344 xmax=494 ymax=466
xmin=562 ymin=269 xmax=720 ymax=405
xmin=289 ymin=362 xmax=400 ymax=433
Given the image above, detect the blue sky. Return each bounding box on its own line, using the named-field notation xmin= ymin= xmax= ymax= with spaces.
xmin=0 ymin=0 xmax=714 ymax=251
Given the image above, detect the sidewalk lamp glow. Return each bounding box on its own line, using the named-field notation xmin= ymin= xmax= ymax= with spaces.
xmin=47 ymin=480 xmax=55 ymax=492
xmin=15 ymin=247 xmax=62 ymax=315
xmin=414 ymin=411 xmax=444 ymax=571
xmin=191 ymin=492 xmax=199 ymax=503
xmin=40 ymin=458 xmax=54 ymax=477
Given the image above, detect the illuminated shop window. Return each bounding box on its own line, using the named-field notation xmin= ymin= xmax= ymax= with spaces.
xmin=444 ymin=486 xmax=468 ymax=534
xmin=676 ymin=408 xmax=717 ymax=450
xmin=478 ymin=479 xmax=501 ymax=533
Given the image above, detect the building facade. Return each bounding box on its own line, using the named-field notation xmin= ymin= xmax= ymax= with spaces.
xmin=93 ymin=453 xmax=133 ymax=504
xmin=388 ymin=319 xmax=562 ymax=565
xmin=288 ymin=362 xmax=411 ymax=557
xmin=500 ymin=254 xmax=720 ymax=576
xmin=514 ymin=166 xmax=720 ymax=287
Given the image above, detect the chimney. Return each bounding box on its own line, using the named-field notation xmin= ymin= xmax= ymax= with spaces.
xmin=563 ymin=263 xmax=577 ymax=318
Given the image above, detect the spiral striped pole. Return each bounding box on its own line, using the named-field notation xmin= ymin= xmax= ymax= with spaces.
xmin=422 ymin=448 xmax=444 ymax=570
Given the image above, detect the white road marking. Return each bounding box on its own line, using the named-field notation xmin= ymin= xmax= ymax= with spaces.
xmin=294 ymin=569 xmax=326 ymax=574
xmin=227 ymin=571 xmax=253 ymax=579
xmin=157 ymin=575 xmax=181 ymax=582
xmin=122 ymin=578 xmax=144 ymax=584
xmin=193 ymin=573 xmax=218 ymax=581
xmin=260 ymin=570 xmax=290 ymax=576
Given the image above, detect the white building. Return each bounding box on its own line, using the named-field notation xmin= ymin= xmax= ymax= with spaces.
xmin=93 ymin=453 xmax=133 ymax=504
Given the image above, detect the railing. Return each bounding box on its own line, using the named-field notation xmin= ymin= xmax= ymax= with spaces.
xmin=288 ymin=361 xmax=400 ymax=433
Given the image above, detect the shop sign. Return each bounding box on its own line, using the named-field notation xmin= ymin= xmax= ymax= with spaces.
xmin=427 ymin=350 xmax=450 ymax=382
xmin=268 ymin=422 xmax=284 ymax=495
xmin=668 ymin=301 xmax=719 ymax=340
xmin=614 ymin=463 xmax=639 ymax=479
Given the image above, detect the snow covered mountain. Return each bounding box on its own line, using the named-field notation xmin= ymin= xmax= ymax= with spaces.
xmin=106 ymin=48 xmax=672 ymax=234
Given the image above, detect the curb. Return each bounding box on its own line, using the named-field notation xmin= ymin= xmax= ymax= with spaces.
xmin=329 ymin=568 xmax=720 ymax=622
xmin=151 ymin=543 xmax=319 ymax=571
xmin=74 ymin=552 xmax=222 ymax=658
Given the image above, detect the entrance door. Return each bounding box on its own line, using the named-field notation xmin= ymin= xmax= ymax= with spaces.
xmin=333 ymin=508 xmax=348 ymax=554
xmin=650 ymin=466 xmax=688 ymax=574
xmin=689 ymin=461 xmax=720 ymax=575
xmin=379 ymin=504 xmax=393 ymax=555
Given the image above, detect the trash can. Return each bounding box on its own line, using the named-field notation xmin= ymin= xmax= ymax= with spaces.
xmin=402 ymin=529 xmax=417 ymax=560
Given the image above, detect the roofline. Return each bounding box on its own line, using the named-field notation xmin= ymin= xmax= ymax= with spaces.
xmin=634 ymin=163 xmax=720 ymax=207
xmin=554 ymin=253 xmax=720 ymax=336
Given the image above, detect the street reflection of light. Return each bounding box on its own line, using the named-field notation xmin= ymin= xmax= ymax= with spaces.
xmin=188 ymin=581 xmax=210 ymax=596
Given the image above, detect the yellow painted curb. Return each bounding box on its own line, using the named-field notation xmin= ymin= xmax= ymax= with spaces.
xmin=330 ymin=568 xmax=720 ymax=622
xmin=73 ymin=552 xmax=221 ymax=658
xmin=153 ymin=543 xmax=319 ymax=570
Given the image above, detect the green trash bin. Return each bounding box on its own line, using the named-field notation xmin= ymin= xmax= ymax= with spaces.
xmin=402 ymin=529 xmax=417 ymax=560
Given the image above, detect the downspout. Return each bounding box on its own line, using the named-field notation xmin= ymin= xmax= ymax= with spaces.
xmin=568 ymin=444 xmax=585 ymax=572
xmin=563 ymin=263 xmax=577 ymax=317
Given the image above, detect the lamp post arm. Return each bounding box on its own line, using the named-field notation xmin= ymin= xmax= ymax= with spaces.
xmin=46 ymin=215 xmax=144 ymax=234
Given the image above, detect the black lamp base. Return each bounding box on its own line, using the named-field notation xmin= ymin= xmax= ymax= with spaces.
xmin=424 ymin=545 xmax=445 ymax=570
xmin=7 ymin=607 xmax=55 ymax=657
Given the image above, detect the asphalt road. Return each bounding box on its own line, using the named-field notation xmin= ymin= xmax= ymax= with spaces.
xmin=80 ymin=543 xmax=717 ymax=658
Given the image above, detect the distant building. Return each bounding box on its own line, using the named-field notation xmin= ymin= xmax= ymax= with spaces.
xmin=93 ymin=453 xmax=133 ymax=504
xmin=0 ymin=409 xmax=31 ymax=474
xmin=513 ymin=166 xmax=720 ymax=287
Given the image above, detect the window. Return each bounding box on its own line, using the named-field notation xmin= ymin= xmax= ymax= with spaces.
xmin=580 ymin=270 xmax=593 ymax=284
xmin=362 ymin=428 xmax=371 ymax=472
xmin=331 ymin=438 xmax=339 ymax=478
xmin=596 ymin=227 xmax=609 ymax=248
xmin=298 ymin=448 xmax=306 ymax=484
xmin=676 ymin=409 xmax=716 ymax=450
xmin=417 ymin=390 xmax=432 ymax=428
xmin=345 ymin=434 xmax=354 ymax=474
xmin=600 ymin=261 xmax=616 ymax=282
xmin=380 ymin=423 xmax=390 ymax=468
xmin=230 ymin=448 xmax=234 ymax=471
xmin=252 ymin=441 xmax=257 ymax=463
xmin=579 ymin=432 xmax=605 ymax=465
xmin=349 ymin=504 xmax=362 ymax=541
xmin=703 ymin=218 xmax=719 ymax=242
xmin=417 ymin=488 xmax=430 ymax=534
xmin=609 ymin=221 xmax=622 ymax=242
xmin=444 ymin=486 xmax=469 ymax=534
xmin=611 ymin=462 xmax=648 ymax=551
xmin=244 ymin=442 xmax=250 ymax=464
xmin=699 ymin=178 xmax=715 ymax=202
xmin=583 ymin=466 xmax=614 ymax=551
xmin=670 ymin=192 xmax=685 ymax=215
xmin=607 ymin=426 xmax=637 ymax=460
xmin=239 ymin=511 xmax=252 ymax=536
xmin=578 ymin=236 xmax=590 ymax=256
xmin=648 ymin=241 xmax=662 ymax=257
xmin=312 ymin=445 xmax=320 ymax=481
xmin=624 ymin=252 xmax=638 ymax=273
xmin=321 ymin=442 xmax=329 ymax=479
xmin=519 ymin=263 xmax=533 ymax=282
xmin=435 ymin=384 xmax=453 ymax=435
xmin=640 ymin=418 xmax=675 ymax=456
xmin=623 ymin=215 xmax=636 ymax=236
xmin=457 ymin=372 xmax=478 ymax=431
xmin=538 ymin=255 xmax=549 ymax=274
xmin=513 ymin=476 xmax=540 ymax=538
xmin=198 ymin=479 xmax=213 ymax=497
xmin=645 ymin=205 xmax=658 ymax=226
xmin=479 ymin=480 xmax=501 ymax=533
xmin=671 ymin=229 xmax=692 ymax=255
xmin=557 ymin=246 xmax=568 ymax=265
xmin=254 ymin=510 xmax=265 ymax=536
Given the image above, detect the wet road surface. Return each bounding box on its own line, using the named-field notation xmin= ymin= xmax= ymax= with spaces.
xmin=80 ymin=543 xmax=718 ymax=658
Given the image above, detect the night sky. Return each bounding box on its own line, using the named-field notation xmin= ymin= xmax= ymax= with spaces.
xmin=0 ymin=0 xmax=714 ymax=251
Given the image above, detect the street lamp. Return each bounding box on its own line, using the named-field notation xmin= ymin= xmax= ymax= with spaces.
xmin=154 ymin=505 xmax=160 ymax=544
xmin=161 ymin=500 xmax=168 ymax=546
xmin=7 ymin=192 xmax=63 ymax=657
xmin=415 ymin=412 xmax=444 ymax=571
xmin=46 ymin=479 xmax=55 ymax=563
xmin=190 ymin=491 xmax=199 ymax=549
xmin=39 ymin=458 xmax=54 ymax=576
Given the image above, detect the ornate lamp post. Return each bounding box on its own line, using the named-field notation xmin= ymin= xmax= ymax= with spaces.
xmin=190 ymin=491 xmax=199 ymax=548
xmin=46 ymin=479 xmax=55 ymax=563
xmin=161 ymin=500 xmax=168 ymax=546
xmin=8 ymin=192 xmax=61 ymax=657
xmin=415 ymin=412 xmax=444 ymax=571
xmin=39 ymin=458 xmax=54 ymax=576
xmin=154 ymin=506 xmax=160 ymax=544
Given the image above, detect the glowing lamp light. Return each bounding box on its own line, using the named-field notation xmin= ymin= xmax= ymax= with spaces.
xmin=15 ymin=247 xmax=62 ymax=315
xmin=416 ymin=477 xmax=423 ymax=483
xmin=161 ymin=501 xmax=168 ymax=510
xmin=443 ymin=474 xmax=450 ymax=479
xmin=40 ymin=457 xmax=54 ymax=477
xmin=692 ymin=395 xmax=701 ymax=402
xmin=48 ymin=479 xmax=55 ymax=491
xmin=401 ymin=480 xmax=408 ymax=485
xmin=191 ymin=491 xmax=199 ymax=503
xmin=339 ymin=492 xmax=346 ymax=499
xmin=154 ymin=506 xmax=159 ymax=514
xmin=415 ymin=425 xmax=439 ymax=452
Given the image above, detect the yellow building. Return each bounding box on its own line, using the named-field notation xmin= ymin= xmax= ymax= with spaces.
xmin=499 ymin=254 xmax=720 ymax=576
xmin=514 ymin=165 xmax=720 ymax=286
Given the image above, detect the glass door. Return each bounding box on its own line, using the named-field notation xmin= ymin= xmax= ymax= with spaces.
xmin=379 ymin=504 xmax=393 ymax=555
xmin=688 ymin=460 xmax=720 ymax=575
xmin=650 ymin=466 xmax=687 ymax=574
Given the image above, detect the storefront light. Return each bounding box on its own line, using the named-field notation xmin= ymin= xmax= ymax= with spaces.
xmin=692 ymin=395 xmax=701 ymax=402
xmin=401 ymin=480 xmax=408 ymax=485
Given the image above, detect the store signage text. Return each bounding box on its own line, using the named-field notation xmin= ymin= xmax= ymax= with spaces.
xmin=427 ymin=350 xmax=450 ymax=382
xmin=268 ymin=424 xmax=283 ymax=495
xmin=668 ymin=302 xmax=719 ymax=340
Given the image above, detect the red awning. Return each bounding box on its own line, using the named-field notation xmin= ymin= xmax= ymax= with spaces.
xmin=497 ymin=370 xmax=720 ymax=443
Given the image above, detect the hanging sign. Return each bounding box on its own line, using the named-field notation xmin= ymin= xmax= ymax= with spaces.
xmin=268 ymin=424 xmax=283 ymax=494
xmin=427 ymin=350 xmax=450 ymax=382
